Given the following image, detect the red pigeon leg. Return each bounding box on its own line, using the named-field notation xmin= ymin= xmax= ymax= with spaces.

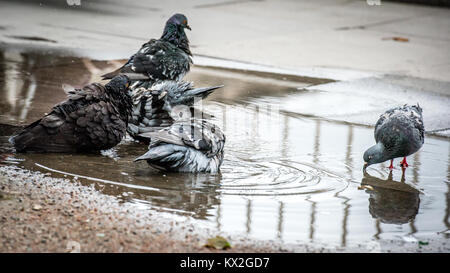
xmin=400 ymin=157 xmax=409 ymax=168
xmin=388 ymin=159 xmax=394 ymax=170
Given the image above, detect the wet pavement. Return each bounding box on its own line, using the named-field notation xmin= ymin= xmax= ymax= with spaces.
xmin=2 ymin=0 xmax=450 ymax=82
xmin=0 ymin=46 xmax=449 ymax=250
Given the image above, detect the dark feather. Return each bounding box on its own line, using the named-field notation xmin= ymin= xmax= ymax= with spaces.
xmin=101 ymin=14 xmax=192 ymax=84
xmin=375 ymin=104 xmax=424 ymax=157
xmin=11 ymin=76 xmax=132 ymax=153
xmin=364 ymin=104 xmax=425 ymax=167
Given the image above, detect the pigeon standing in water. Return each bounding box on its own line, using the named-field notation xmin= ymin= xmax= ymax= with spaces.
xmin=134 ymin=119 xmax=225 ymax=173
xmin=363 ymin=104 xmax=424 ymax=171
xmin=101 ymin=13 xmax=192 ymax=88
xmin=10 ymin=75 xmax=132 ymax=153
xmin=128 ymin=81 xmax=223 ymax=142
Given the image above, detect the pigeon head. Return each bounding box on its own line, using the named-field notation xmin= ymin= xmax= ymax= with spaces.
xmin=161 ymin=14 xmax=191 ymax=54
xmin=166 ymin=13 xmax=191 ymax=31
xmin=363 ymin=143 xmax=389 ymax=171
xmin=105 ymin=75 xmax=132 ymax=120
xmin=106 ymin=75 xmax=130 ymax=93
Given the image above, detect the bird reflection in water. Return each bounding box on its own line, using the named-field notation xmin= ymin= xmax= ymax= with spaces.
xmin=131 ymin=167 xmax=222 ymax=219
xmin=361 ymin=170 xmax=420 ymax=225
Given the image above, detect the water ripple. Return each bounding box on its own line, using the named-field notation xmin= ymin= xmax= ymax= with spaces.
xmin=219 ymin=159 xmax=348 ymax=196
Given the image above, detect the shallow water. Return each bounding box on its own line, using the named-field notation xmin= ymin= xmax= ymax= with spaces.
xmin=0 ymin=46 xmax=449 ymax=248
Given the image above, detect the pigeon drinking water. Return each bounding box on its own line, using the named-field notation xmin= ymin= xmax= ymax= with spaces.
xmin=363 ymin=104 xmax=424 ymax=171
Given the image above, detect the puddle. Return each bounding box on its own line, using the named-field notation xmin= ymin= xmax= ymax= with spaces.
xmin=0 ymin=46 xmax=449 ymax=248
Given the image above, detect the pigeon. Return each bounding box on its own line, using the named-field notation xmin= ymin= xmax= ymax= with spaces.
xmin=134 ymin=119 xmax=225 ymax=173
xmin=127 ymin=81 xmax=223 ymax=142
xmin=101 ymin=13 xmax=192 ymax=88
xmin=363 ymin=104 xmax=424 ymax=170
xmin=10 ymin=75 xmax=132 ymax=153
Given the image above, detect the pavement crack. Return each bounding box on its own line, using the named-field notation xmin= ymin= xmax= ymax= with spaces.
xmin=335 ymin=16 xmax=416 ymax=31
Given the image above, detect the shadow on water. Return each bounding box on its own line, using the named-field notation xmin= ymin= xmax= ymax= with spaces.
xmin=0 ymin=45 xmax=449 ymax=246
xmin=362 ymin=170 xmax=420 ymax=225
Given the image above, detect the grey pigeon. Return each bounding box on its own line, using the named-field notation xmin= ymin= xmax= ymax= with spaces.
xmin=134 ymin=119 xmax=225 ymax=173
xmin=10 ymin=75 xmax=132 ymax=153
xmin=101 ymin=13 xmax=192 ymax=88
xmin=363 ymin=104 xmax=424 ymax=170
xmin=127 ymin=81 xmax=223 ymax=142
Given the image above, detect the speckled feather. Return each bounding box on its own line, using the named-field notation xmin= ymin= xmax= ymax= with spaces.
xmin=10 ymin=76 xmax=132 ymax=153
xmin=101 ymin=14 xmax=192 ymax=88
xmin=374 ymin=104 xmax=424 ymax=157
xmin=127 ymin=81 xmax=223 ymax=142
xmin=135 ymin=119 xmax=225 ymax=173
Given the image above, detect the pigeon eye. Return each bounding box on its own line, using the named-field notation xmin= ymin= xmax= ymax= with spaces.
xmin=368 ymin=156 xmax=373 ymax=160
xmin=183 ymin=20 xmax=187 ymax=25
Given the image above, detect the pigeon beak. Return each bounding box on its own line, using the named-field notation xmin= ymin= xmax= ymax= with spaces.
xmin=185 ymin=24 xmax=191 ymax=31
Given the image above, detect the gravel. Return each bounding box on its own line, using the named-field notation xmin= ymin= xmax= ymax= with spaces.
xmin=0 ymin=165 xmax=297 ymax=253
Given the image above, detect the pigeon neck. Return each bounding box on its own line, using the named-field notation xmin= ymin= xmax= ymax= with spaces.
xmin=106 ymin=85 xmax=133 ymax=122
xmin=161 ymin=24 xmax=191 ymax=56
xmin=374 ymin=142 xmax=392 ymax=162
xmin=375 ymin=142 xmax=385 ymax=153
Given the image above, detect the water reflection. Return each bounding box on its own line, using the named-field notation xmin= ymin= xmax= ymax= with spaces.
xmin=277 ymin=201 xmax=284 ymax=240
xmin=362 ymin=171 xmax=420 ymax=225
xmin=1 ymin=50 xmax=36 ymax=123
xmin=246 ymin=200 xmax=252 ymax=235
xmin=21 ymin=149 xmax=223 ymax=219
xmin=445 ymin=146 xmax=450 ymax=238
xmin=0 ymin=47 xmax=123 ymax=125
xmin=0 ymin=46 xmax=449 ymax=247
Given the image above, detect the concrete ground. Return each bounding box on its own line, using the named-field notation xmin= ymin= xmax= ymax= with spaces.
xmin=0 ymin=0 xmax=449 ymax=82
